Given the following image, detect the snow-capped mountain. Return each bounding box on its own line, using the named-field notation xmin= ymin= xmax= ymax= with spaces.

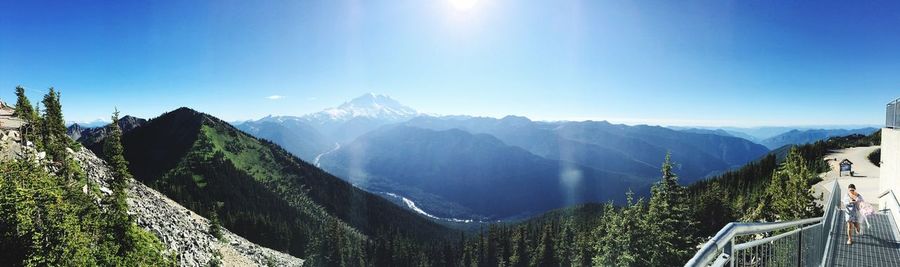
xmin=236 ymin=93 xmax=421 ymax=160
xmin=303 ymin=93 xmax=418 ymax=124
xmin=255 ymin=114 xmax=302 ymax=124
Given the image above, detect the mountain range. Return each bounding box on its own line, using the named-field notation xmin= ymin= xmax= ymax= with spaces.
xmin=65 ymin=119 xmax=109 ymax=128
xmin=401 ymin=116 xmax=768 ymax=182
xmin=671 ymin=126 xmax=881 ymax=145
xmin=67 ymin=115 xmax=147 ymax=148
xmin=758 ymin=128 xmax=879 ymax=149
xmin=238 ymin=94 xmax=771 ymax=220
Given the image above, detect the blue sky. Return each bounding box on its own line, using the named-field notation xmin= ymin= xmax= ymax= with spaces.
xmin=1 ymin=0 xmax=899 ymax=127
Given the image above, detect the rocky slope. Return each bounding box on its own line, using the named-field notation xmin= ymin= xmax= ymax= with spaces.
xmin=127 ymin=177 xmax=303 ymax=266
xmin=2 ymin=128 xmax=303 ymax=266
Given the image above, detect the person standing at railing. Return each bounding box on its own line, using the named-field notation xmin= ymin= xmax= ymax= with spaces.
xmin=843 ymin=184 xmax=870 ymax=245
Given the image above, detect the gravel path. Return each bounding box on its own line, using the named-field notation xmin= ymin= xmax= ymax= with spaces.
xmin=813 ymin=146 xmax=881 ymax=208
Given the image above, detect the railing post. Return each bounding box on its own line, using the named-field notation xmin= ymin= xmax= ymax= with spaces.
xmin=797 ymin=226 xmax=802 ymax=267
xmin=728 ymin=238 xmax=734 ymax=267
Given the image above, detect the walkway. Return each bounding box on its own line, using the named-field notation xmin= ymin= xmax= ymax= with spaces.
xmin=685 ymin=145 xmax=900 ymax=266
xmin=814 ymin=146 xmax=900 ymax=266
xmin=828 ymin=210 xmax=900 ymax=266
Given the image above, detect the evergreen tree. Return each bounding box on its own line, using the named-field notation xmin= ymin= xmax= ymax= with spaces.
xmin=552 ymin=220 xmax=574 ymax=266
xmin=40 ymin=87 xmax=69 ymax=163
xmin=12 ymin=86 xmax=40 ymax=146
xmin=208 ymin=208 xmax=223 ymax=241
xmin=12 ymin=86 xmax=36 ymax=121
xmin=571 ymin=224 xmax=594 ymax=267
xmin=102 ymin=109 xmax=135 ymax=254
xmin=692 ymin=181 xmax=735 ymax=238
xmin=508 ymin=226 xmax=527 ymax=267
xmin=645 ymin=153 xmax=697 ymax=265
xmin=762 ymin=146 xmax=823 ymax=221
xmin=103 ymin=109 xmax=132 ymax=194
xmin=529 ymin=223 xmax=554 ymax=266
xmin=593 ymin=194 xmax=648 ymax=266
xmin=32 ymin=103 xmax=44 ymax=150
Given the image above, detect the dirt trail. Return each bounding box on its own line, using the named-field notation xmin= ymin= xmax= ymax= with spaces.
xmin=812 ymin=146 xmax=881 ymax=208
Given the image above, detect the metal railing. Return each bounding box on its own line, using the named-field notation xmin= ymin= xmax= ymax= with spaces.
xmin=888 ymin=98 xmax=900 ymax=128
xmin=878 ymin=190 xmax=900 ymax=233
xmin=685 ymin=181 xmax=841 ymax=267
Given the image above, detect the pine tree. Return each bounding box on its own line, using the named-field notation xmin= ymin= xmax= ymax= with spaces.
xmin=12 ymin=86 xmax=40 ymax=146
xmin=626 ymin=195 xmax=651 ymax=266
xmin=529 ymin=223 xmax=554 ymax=266
xmin=102 ymin=109 xmax=135 ymax=254
xmin=208 ymin=208 xmax=223 ymax=241
xmin=12 ymin=86 xmax=36 ymax=121
xmin=763 ymin=146 xmax=823 ymax=220
xmin=592 ymin=194 xmax=649 ymax=266
xmin=645 ymin=153 xmax=697 ymax=264
xmin=553 ymin=220 xmax=574 ymax=266
xmin=32 ymin=103 xmax=44 ymax=150
xmin=693 ymin=181 xmax=735 ymax=237
xmin=40 ymin=87 xmax=69 ymax=164
xmin=103 ymin=109 xmax=132 ymax=196
xmin=508 ymin=226 xmax=527 ymax=267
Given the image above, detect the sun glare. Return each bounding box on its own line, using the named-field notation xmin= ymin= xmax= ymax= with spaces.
xmin=449 ymin=0 xmax=478 ymax=11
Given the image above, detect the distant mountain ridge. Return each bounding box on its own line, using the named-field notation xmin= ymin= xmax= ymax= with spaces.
xmin=675 ymin=128 xmax=738 ymax=138
xmin=66 ymin=119 xmax=108 ymax=128
xmin=67 ymin=115 xmax=147 ymax=149
xmin=760 ymin=127 xmax=879 ymax=149
xmin=671 ymin=125 xmax=881 ymax=144
xmin=403 ymin=116 xmax=769 ymax=184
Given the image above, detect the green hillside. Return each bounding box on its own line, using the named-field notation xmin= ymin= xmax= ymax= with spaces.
xmin=111 ymin=108 xmax=456 ymax=265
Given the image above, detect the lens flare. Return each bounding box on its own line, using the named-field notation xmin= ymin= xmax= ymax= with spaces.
xmin=449 ymin=0 xmax=477 ymax=11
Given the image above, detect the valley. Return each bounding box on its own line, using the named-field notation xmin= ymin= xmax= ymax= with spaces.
xmin=240 ymin=94 xmax=868 ymax=221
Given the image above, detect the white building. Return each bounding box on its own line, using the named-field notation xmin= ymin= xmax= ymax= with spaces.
xmin=879 ymin=98 xmax=900 ymax=230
